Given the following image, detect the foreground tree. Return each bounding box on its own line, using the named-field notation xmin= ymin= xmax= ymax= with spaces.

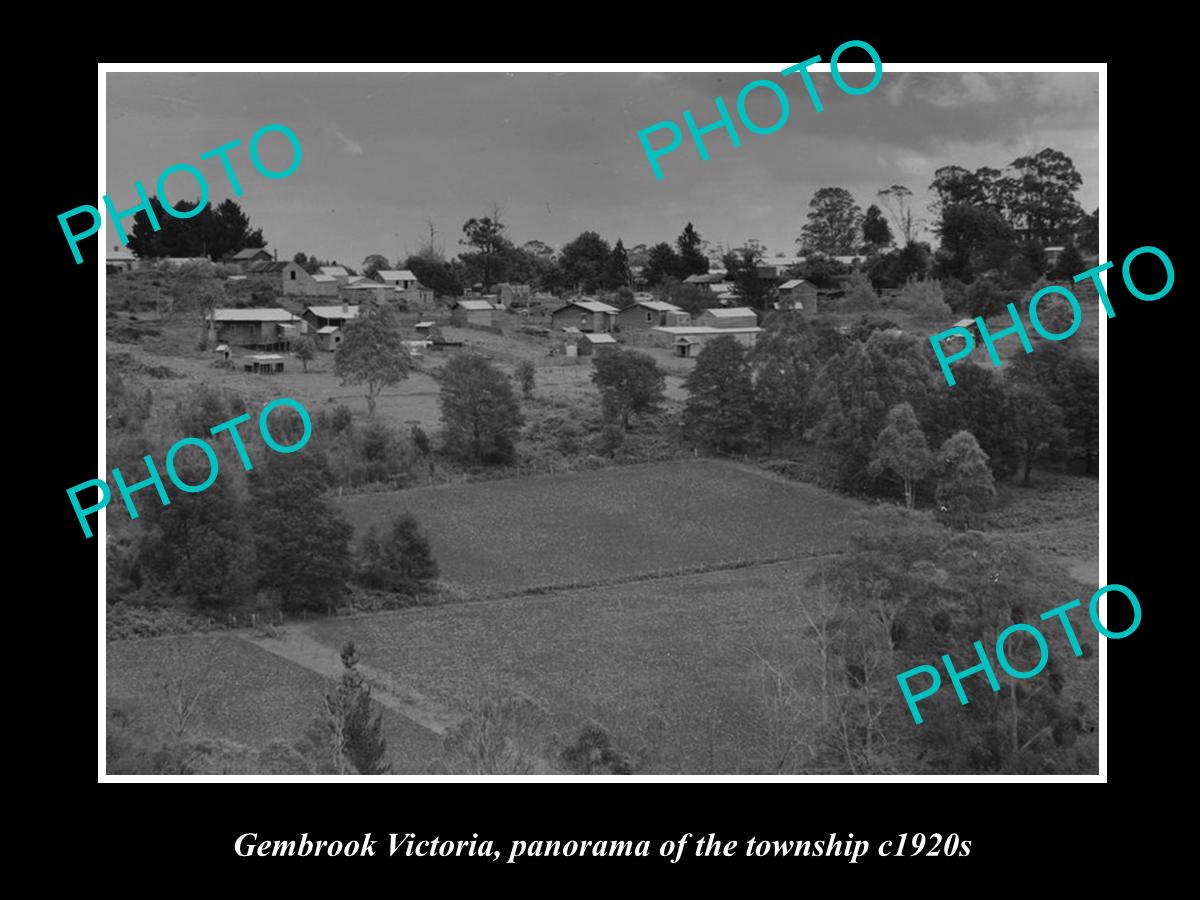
xmin=869 ymin=403 xmax=934 ymax=509
xmin=935 ymin=430 xmax=996 ymax=528
xmin=591 ymin=350 xmax=666 ymax=432
xmin=439 ymin=354 xmax=524 ymax=465
xmin=249 ymin=454 xmax=354 ymax=611
xmin=683 ymin=335 xmax=755 ymax=453
xmin=335 ymin=304 xmax=411 ymax=414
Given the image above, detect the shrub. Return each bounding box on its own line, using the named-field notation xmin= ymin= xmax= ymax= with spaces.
xmin=894 ymin=276 xmax=951 ymax=317
xmin=839 ymin=271 xmax=880 ymax=312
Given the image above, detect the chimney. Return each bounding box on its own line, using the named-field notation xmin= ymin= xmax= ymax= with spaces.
xmin=342 ymin=299 xmax=349 ymax=314
xmin=273 ymin=248 xmax=278 ymax=261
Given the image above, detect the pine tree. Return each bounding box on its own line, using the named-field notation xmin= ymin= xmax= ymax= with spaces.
xmin=606 ymin=239 xmax=632 ymax=289
xmin=682 ymin=336 xmax=755 ymax=453
xmin=380 ymin=514 xmax=439 ymax=594
xmin=306 ymin=642 xmax=391 ymax=775
xmin=676 ymin=223 xmax=709 ymax=278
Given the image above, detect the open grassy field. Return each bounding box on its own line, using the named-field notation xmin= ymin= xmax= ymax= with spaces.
xmin=336 ymin=459 xmax=861 ymax=595
xmin=312 ymin=560 xmax=825 ymax=773
xmin=106 ymin=635 xmax=444 ymax=772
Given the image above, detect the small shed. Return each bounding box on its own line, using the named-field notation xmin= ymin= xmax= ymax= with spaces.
xmin=577 ymin=332 xmax=619 ymax=356
xmin=698 ymin=307 xmax=759 ymax=329
xmin=674 ymin=335 xmax=702 ymax=358
xmin=777 ymin=279 xmax=819 ymax=314
xmin=243 ymin=354 xmax=285 ymax=374
xmin=316 ymin=325 xmax=342 ymax=351
xmin=451 ymin=299 xmax=497 ymax=328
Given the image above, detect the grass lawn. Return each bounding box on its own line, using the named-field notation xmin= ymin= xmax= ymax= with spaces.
xmin=106 ymin=635 xmax=444 ymax=773
xmin=336 ymin=459 xmax=861 ymax=595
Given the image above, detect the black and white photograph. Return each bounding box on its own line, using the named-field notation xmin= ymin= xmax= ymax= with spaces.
xmin=95 ymin=63 xmax=1104 ymax=779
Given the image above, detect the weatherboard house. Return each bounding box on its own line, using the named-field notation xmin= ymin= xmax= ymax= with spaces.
xmin=207 ymin=308 xmax=299 ymax=348
xmin=550 ymin=300 xmax=620 ymax=334
xmin=303 ymin=304 xmax=359 ymax=331
xmin=616 ymin=299 xmax=690 ymax=333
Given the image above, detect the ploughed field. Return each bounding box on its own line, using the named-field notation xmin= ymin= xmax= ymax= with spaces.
xmin=106 ymin=636 xmax=444 ymax=772
xmin=336 ymin=459 xmax=859 ymax=595
xmin=312 ymin=560 xmax=827 ymax=774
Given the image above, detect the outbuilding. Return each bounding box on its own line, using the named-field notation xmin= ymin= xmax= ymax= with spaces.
xmin=450 ymin=299 xmax=498 ymax=327
xmin=777 ymin=279 xmax=819 ymax=315
xmin=242 ymin=353 xmax=286 ymax=374
xmin=577 ymin=332 xmax=619 ymax=356
xmin=697 ymin=307 xmax=759 ymax=329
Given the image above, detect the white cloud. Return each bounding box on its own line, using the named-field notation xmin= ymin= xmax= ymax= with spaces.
xmin=327 ymin=122 xmax=363 ymax=156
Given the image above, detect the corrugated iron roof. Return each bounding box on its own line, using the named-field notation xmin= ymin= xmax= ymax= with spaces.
xmin=378 ymin=269 xmax=417 ymax=282
xmin=652 ymin=325 xmax=763 ymax=335
xmin=210 ymin=308 xmax=297 ymax=322
xmin=627 ymin=299 xmax=684 ymax=312
xmin=311 ymin=274 xmax=336 ymax=283
xmin=233 ymin=247 xmax=270 ymax=259
xmin=553 ymin=300 xmax=620 ymax=315
xmin=320 ymin=266 xmax=350 ymax=277
xmin=454 ymin=300 xmax=496 ymax=311
xmin=582 ymin=333 xmax=618 ymax=343
xmin=246 ymin=261 xmax=291 ymax=273
xmin=703 ymin=307 xmax=757 ymax=317
xmin=306 ymin=305 xmax=360 ymax=319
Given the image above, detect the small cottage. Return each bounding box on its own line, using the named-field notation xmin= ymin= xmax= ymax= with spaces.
xmin=577 ymin=332 xmax=619 ymax=356
xmin=207 ymin=308 xmax=299 ymax=348
xmin=776 ymin=279 xmax=819 ymax=315
xmin=550 ymin=300 xmax=620 ymax=334
xmin=616 ymin=299 xmax=690 ymax=334
xmin=303 ymin=304 xmax=360 ymax=331
xmin=451 ymin=299 xmax=498 ymax=328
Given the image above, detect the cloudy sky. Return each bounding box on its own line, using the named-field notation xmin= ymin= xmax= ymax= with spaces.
xmin=105 ymin=70 xmax=1099 ymax=266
